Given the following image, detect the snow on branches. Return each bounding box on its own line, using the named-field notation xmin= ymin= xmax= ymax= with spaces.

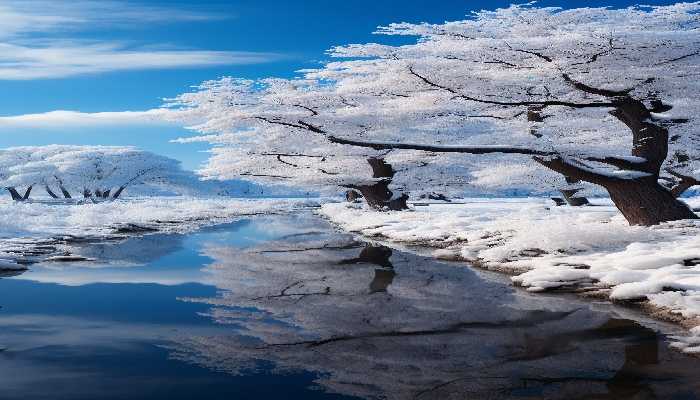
xmin=168 ymin=3 xmax=700 ymax=224
xmin=0 ymin=145 xmax=192 ymax=201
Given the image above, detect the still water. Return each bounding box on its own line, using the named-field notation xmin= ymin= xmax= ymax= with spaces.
xmin=1 ymin=213 xmax=699 ymax=400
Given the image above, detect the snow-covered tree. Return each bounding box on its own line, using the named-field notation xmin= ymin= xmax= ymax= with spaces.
xmin=0 ymin=145 xmax=193 ymax=201
xmin=169 ymin=3 xmax=700 ymax=224
xmin=166 ymin=76 xmax=491 ymax=210
xmin=317 ymin=2 xmax=700 ymax=225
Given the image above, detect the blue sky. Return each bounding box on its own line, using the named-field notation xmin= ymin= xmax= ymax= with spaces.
xmin=0 ymin=0 xmax=679 ymax=170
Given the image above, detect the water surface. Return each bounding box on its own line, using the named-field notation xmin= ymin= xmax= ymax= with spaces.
xmin=1 ymin=213 xmax=699 ymax=399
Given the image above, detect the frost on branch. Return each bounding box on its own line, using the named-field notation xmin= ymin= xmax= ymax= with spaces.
xmin=165 ymin=74 xmax=500 ymax=207
xmin=325 ymin=2 xmax=700 ymax=224
xmin=0 ymin=145 xmax=195 ymax=201
xmin=167 ymin=3 xmax=700 ymax=223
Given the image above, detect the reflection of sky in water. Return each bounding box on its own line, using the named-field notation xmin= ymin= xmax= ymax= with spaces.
xmin=0 ymin=217 xmax=356 ymax=400
xmin=0 ymin=214 xmax=699 ymax=400
xmin=9 ymin=218 xmax=303 ymax=287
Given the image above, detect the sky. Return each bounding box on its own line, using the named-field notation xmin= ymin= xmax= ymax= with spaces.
xmin=0 ymin=0 xmax=680 ymax=170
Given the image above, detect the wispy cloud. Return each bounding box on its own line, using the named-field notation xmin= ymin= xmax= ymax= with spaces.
xmin=0 ymin=42 xmax=277 ymax=80
xmin=0 ymin=1 xmax=226 ymax=39
xmin=0 ymin=1 xmax=276 ymax=80
xmin=0 ymin=109 xmax=175 ymax=127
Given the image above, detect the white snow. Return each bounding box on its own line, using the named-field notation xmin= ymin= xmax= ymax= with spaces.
xmin=319 ymin=197 xmax=700 ymax=352
xmin=0 ymin=196 xmax=318 ymax=264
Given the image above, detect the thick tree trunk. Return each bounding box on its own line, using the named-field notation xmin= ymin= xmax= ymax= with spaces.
xmin=346 ymin=157 xmax=409 ymax=211
xmin=604 ymin=178 xmax=696 ymax=226
xmin=535 ymin=94 xmax=698 ymax=226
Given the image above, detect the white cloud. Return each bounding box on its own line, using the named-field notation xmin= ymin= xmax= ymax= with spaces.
xmin=0 ymin=109 xmax=176 ymax=128
xmin=0 ymin=42 xmax=277 ymax=80
xmin=0 ymin=1 xmax=225 ymax=39
xmin=0 ymin=1 xmax=276 ymax=80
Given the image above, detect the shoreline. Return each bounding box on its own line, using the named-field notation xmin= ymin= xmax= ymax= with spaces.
xmin=318 ymin=198 xmax=700 ymax=354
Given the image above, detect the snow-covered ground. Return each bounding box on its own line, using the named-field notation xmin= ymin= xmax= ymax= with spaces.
xmin=320 ymin=197 xmax=700 ymax=353
xmin=0 ymin=197 xmax=317 ymax=269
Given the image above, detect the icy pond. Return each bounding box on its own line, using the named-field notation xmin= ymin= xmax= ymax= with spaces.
xmin=1 ymin=212 xmax=700 ymax=399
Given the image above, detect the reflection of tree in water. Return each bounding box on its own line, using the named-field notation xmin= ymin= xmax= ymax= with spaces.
xmin=168 ymin=216 xmax=700 ymax=400
xmin=339 ymin=244 xmax=395 ymax=294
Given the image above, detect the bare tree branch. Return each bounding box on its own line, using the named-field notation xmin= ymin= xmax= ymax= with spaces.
xmin=408 ymin=67 xmax=615 ymax=109
xmin=327 ymin=135 xmax=555 ymax=156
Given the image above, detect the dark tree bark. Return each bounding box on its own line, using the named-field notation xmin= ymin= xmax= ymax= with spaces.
xmin=6 ymin=187 xmax=23 ymax=201
xmin=59 ymin=185 xmax=72 ymax=198
xmin=22 ymin=185 xmax=33 ymax=200
xmin=535 ymin=157 xmax=696 ymax=225
xmin=53 ymin=176 xmax=72 ymax=198
xmin=344 ymin=157 xmax=409 ymax=211
xmin=546 ymin=94 xmax=696 ymax=224
xmin=45 ymin=185 xmax=59 ymax=199
xmin=339 ymin=244 xmax=396 ymax=293
xmin=607 ymin=178 xmax=696 ymax=226
xmin=112 ymin=186 xmax=126 ymax=199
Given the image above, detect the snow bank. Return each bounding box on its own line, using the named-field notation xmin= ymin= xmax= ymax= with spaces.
xmin=0 ymin=197 xmax=317 ymax=264
xmin=319 ymin=197 xmax=700 ymax=352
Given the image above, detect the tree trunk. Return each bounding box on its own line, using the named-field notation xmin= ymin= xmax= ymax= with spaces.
xmin=59 ymin=185 xmax=72 ymax=199
xmin=112 ymin=186 xmax=126 ymax=199
xmin=353 ymin=180 xmax=409 ymax=210
xmin=6 ymin=187 xmax=23 ymax=201
xmin=22 ymin=185 xmax=33 ymax=200
xmin=346 ymin=157 xmax=409 ymax=211
xmin=604 ymin=178 xmax=696 ymax=226
xmin=45 ymin=185 xmax=59 ymax=199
